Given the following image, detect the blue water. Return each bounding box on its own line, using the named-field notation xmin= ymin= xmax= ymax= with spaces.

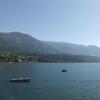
xmin=1 ymin=63 xmax=100 ymax=100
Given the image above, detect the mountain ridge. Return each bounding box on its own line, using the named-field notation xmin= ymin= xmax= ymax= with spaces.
xmin=43 ymin=41 xmax=100 ymax=56
xmin=0 ymin=32 xmax=58 ymax=54
xmin=0 ymin=32 xmax=100 ymax=57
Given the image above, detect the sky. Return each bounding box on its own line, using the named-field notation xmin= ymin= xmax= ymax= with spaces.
xmin=0 ymin=0 xmax=100 ymax=46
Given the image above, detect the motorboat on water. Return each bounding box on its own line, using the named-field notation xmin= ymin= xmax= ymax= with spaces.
xmin=62 ymin=69 xmax=67 ymax=72
xmin=10 ymin=77 xmax=31 ymax=82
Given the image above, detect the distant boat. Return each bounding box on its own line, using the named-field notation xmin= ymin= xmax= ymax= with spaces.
xmin=10 ymin=77 xmax=31 ymax=82
xmin=62 ymin=69 xmax=67 ymax=72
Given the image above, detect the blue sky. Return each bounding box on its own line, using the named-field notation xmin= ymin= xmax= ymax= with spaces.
xmin=0 ymin=0 xmax=100 ymax=46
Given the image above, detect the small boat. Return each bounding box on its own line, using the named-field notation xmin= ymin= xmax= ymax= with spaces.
xmin=10 ymin=77 xmax=31 ymax=82
xmin=62 ymin=69 xmax=67 ymax=72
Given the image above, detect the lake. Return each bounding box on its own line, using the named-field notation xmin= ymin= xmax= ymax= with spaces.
xmin=0 ymin=63 xmax=100 ymax=100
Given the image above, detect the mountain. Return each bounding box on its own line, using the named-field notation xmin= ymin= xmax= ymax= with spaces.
xmin=0 ymin=32 xmax=100 ymax=58
xmin=44 ymin=41 xmax=100 ymax=56
xmin=0 ymin=32 xmax=58 ymax=54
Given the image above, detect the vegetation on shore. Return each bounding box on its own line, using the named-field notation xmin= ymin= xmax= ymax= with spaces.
xmin=0 ymin=53 xmax=100 ymax=63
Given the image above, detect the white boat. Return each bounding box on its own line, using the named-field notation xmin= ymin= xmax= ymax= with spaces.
xmin=10 ymin=77 xmax=31 ymax=82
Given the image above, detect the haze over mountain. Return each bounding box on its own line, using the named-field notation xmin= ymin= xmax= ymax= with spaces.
xmin=44 ymin=41 xmax=100 ymax=56
xmin=0 ymin=32 xmax=100 ymax=57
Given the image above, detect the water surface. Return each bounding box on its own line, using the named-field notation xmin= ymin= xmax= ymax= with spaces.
xmin=0 ymin=63 xmax=100 ymax=100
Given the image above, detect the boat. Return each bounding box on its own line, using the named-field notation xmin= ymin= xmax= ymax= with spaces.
xmin=62 ymin=69 xmax=67 ymax=72
xmin=10 ymin=77 xmax=31 ymax=82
